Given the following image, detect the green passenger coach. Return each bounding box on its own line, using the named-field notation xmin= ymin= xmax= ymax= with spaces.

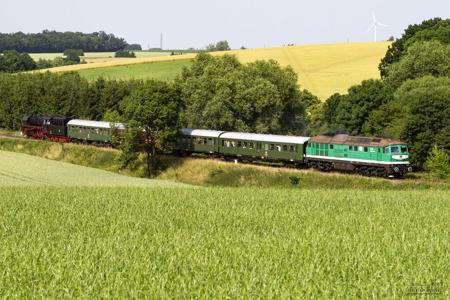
xmin=178 ymin=129 xmax=226 ymax=154
xmin=218 ymin=132 xmax=309 ymax=163
xmin=67 ymin=119 xmax=125 ymax=144
xmin=305 ymin=134 xmax=412 ymax=177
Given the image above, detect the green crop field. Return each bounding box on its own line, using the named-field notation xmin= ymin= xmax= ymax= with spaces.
xmin=78 ymin=59 xmax=191 ymax=81
xmin=0 ymin=147 xmax=449 ymax=297
xmin=0 ymin=186 xmax=448 ymax=298
xmin=0 ymin=150 xmax=181 ymax=187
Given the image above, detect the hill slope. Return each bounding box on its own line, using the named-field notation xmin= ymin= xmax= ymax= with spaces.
xmin=0 ymin=150 xmax=181 ymax=187
xmin=42 ymin=42 xmax=390 ymax=100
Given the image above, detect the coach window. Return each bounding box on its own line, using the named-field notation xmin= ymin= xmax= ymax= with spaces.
xmin=207 ymin=138 xmax=214 ymax=146
xmin=283 ymin=145 xmax=288 ymax=152
xmin=264 ymin=144 xmax=269 ymax=151
xmin=289 ymin=145 xmax=295 ymax=152
xmin=243 ymin=142 xmax=247 ymax=148
xmin=269 ymin=144 xmax=275 ymax=151
xmin=276 ymin=145 xmax=281 ymax=151
xmin=384 ymin=147 xmax=390 ymax=154
xmin=330 ymin=144 xmax=334 ymax=150
xmin=364 ymin=147 xmax=368 ymax=152
xmin=237 ymin=141 xmax=242 ymax=148
xmin=359 ymin=146 xmax=364 ymax=152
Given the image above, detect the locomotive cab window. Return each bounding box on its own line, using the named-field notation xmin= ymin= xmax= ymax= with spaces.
xmin=391 ymin=146 xmax=399 ymax=153
xmin=401 ymin=146 xmax=408 ymax=153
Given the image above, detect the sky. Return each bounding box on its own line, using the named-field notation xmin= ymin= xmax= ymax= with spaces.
xmin=1 ymin=0 xmax=449 ymax=50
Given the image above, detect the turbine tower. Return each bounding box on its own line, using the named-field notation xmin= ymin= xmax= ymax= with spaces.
xmin=367 ymin=12 xmax=387 ymax=42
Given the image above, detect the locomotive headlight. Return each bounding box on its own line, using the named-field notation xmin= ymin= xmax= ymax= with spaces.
xmin=392 ymin=155 xmax=408 ymax=160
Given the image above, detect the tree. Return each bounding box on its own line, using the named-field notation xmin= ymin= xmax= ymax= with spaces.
xmin=385 ymin=41 xmax=450 ymax=89
xmin=206 ymin=40 xmax=231 ymax=52
xmin=177 ymin=53 xmax=317 ymax=135
xmin=120 ymin=80 xmax=182 ymax=176
xmin=322 ymin=79 xmax=393 ymax=135
xmin=63 ymin=49 xmax=82 ymax=63
xmin=115 ymin=50 xmax=136 ymax=58
xmin=0 ymin=50 xmax=37 ymax=72
xmin=425 ymin=145 xmax=450 ymax=179
xmin=125 ymin=44 xmax=142 ymax=51
xmin=64 ymin=49 xmax=84 ymax=57
xmin=379 ymin=18 xmax=449 ymax=78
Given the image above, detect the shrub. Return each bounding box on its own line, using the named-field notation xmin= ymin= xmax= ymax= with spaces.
xmin=115 ymin=50 xmax=136 ymax=58
xmin=425 ymin=145 xmax=450 ymax=179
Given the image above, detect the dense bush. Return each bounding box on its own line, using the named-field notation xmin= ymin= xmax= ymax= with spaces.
xmin=0 ymin=50 xmax=37 ymax=72
xmin=0 ymin=30 xmax=128 ymax=53
xmin=115 ymin=50 xmax=136 ymax=58
xmin=425 ymin=145 xmax=450 ymax=179
xmin=124 ymin=44 xmax=142 ymax=51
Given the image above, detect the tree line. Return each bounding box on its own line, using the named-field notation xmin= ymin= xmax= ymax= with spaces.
xmin=0 ymin=30 xmax=128 ymax=53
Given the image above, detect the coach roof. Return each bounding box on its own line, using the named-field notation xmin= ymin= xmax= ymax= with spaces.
xmin=67 ymin=119 xmax=125 ymax=129
xmin=220 ymin=132 xmax=309 ymax=144
xmin=182 ymin=128 xmax=226 ymax=138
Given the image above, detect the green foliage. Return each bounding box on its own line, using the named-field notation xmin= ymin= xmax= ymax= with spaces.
xmin=124 ymin=44 xmax=142 ymax=51
xmin=178 ymin=53 xmax=318 ymax=135
xmin=386 ymin=41 xmax=450 ymax=89
xmin=322 ymin=79 xmax=393 ymax=135
xmin=0 ymin=50 xmax=37 ymax=72
xmin=366 ymin=76 xmax=450 ymax=168
xmin=63 ymin=49 xmax=84 ymax=57
xmin=379 ymin=18 xmax=449 ymax=78
xmin=0 ymin=30 xmax=128 ymax=52
xmin=425 ymin=145 xmax=450 ymax=179
xmin=115 ymin=50 xmax=136 ymax=58
xmin=0 ymin=73 xmax=143 ymax=129
xmin=120 ymin=80 xmax=182 ymax=176
xmin=206 ymin=40 xmax=231 ymax=52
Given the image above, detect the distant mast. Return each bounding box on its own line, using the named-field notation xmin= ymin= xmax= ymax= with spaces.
xmin=160 ymin=33 xmax=163 ymax=50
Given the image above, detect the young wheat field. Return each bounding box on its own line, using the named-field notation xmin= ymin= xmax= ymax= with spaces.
xmin=0 ymin=186 xmax=448 ymax=298
xmin=0 ymin=150 xmax=448 ymax=298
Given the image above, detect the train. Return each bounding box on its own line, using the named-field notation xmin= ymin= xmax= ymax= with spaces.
xmin=21 ymin=115 xmax=413 ymax=178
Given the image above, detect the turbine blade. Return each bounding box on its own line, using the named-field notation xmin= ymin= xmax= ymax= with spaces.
xmin=372 ymin=11 xmax=377 ymax=22
xmin=377 ymin=22 xmax=388 ymax=27
xmin=367 ymin=24 xmax=375 ymax=32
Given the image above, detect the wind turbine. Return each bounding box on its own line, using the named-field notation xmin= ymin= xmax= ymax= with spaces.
xmin=367 ymin=12 xmax=388 ymax=42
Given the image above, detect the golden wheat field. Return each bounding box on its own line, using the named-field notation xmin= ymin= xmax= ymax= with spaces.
xmin=40 ymin=42 xmax=390 ymax=99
